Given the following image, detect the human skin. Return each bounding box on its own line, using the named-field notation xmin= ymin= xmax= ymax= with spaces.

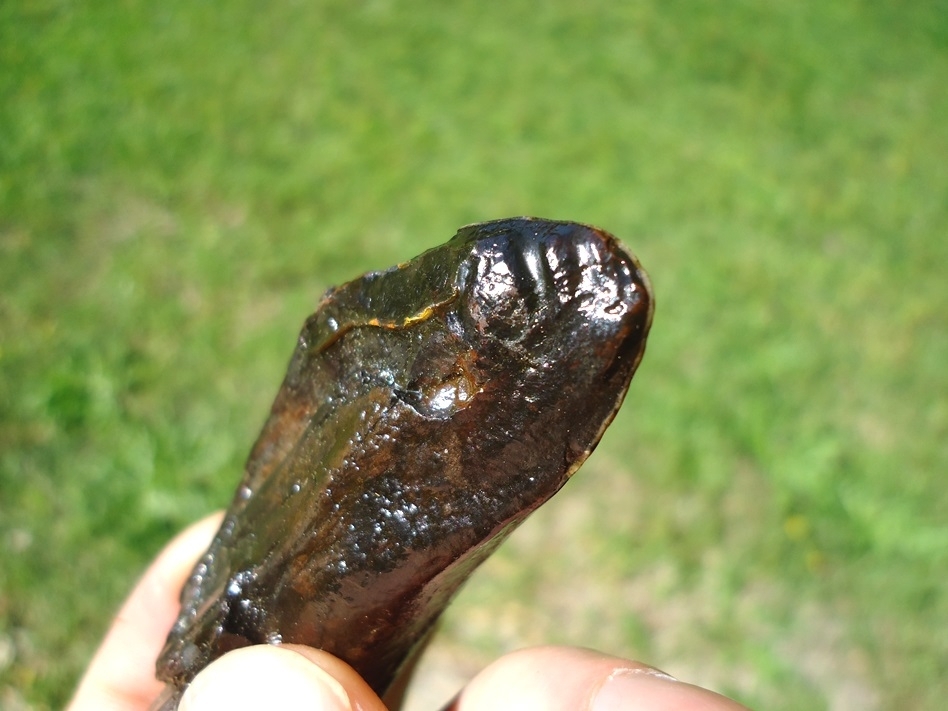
xmin=67 ymin=513 xmax=750 ymax=711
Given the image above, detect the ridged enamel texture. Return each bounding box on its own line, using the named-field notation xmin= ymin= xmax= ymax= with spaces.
xmin=153 ymin=218 xmax=653 ymax=708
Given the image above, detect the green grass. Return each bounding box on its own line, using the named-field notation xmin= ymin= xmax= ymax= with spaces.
xmin=2 ymin=1 xmax=946 ymax=708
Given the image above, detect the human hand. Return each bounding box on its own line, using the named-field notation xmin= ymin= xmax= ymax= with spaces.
xmin=67 ymin=515 xmax=750 ymax=711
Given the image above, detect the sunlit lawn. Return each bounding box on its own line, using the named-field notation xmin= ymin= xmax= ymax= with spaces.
xmin=1 ymin=1 xmax=946 ymax=709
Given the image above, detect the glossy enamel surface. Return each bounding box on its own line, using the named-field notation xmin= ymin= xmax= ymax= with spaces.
xmin=154 ymin=218 xmax=653 ymax=707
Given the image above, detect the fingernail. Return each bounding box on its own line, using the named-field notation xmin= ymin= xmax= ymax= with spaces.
xmin=591 ymin=667 xmax=679 ymax=711
xmin=179 ymin=645 xmax=352 ymax=711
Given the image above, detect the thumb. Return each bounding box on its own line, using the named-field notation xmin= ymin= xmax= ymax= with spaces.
xmin=178 ymin=645 xmax=387 ymax=711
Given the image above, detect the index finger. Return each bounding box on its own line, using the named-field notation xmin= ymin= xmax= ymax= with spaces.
xmin=67 ymin=513 xmax=224 ymax=711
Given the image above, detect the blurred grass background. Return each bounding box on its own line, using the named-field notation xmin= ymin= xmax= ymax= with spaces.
xmin=1 ymin=1 xmax=946 ymax=709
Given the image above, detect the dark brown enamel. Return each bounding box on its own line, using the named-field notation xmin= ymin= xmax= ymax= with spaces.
xmin=153 ymin=218 xmax=653 ymax=708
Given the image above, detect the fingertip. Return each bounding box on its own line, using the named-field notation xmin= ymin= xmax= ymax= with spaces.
xmin=591 ymin=668 xmax=751 ymax=711
xmin=449 ymin=646 xmax=750 ymax=711
xmin=284 ymin=645 xmax=389 ymax=711
xmin=178 ymin=645 xmax=387 ymax=711
xmin=450 ymin=646 xmax=634 ymax=710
